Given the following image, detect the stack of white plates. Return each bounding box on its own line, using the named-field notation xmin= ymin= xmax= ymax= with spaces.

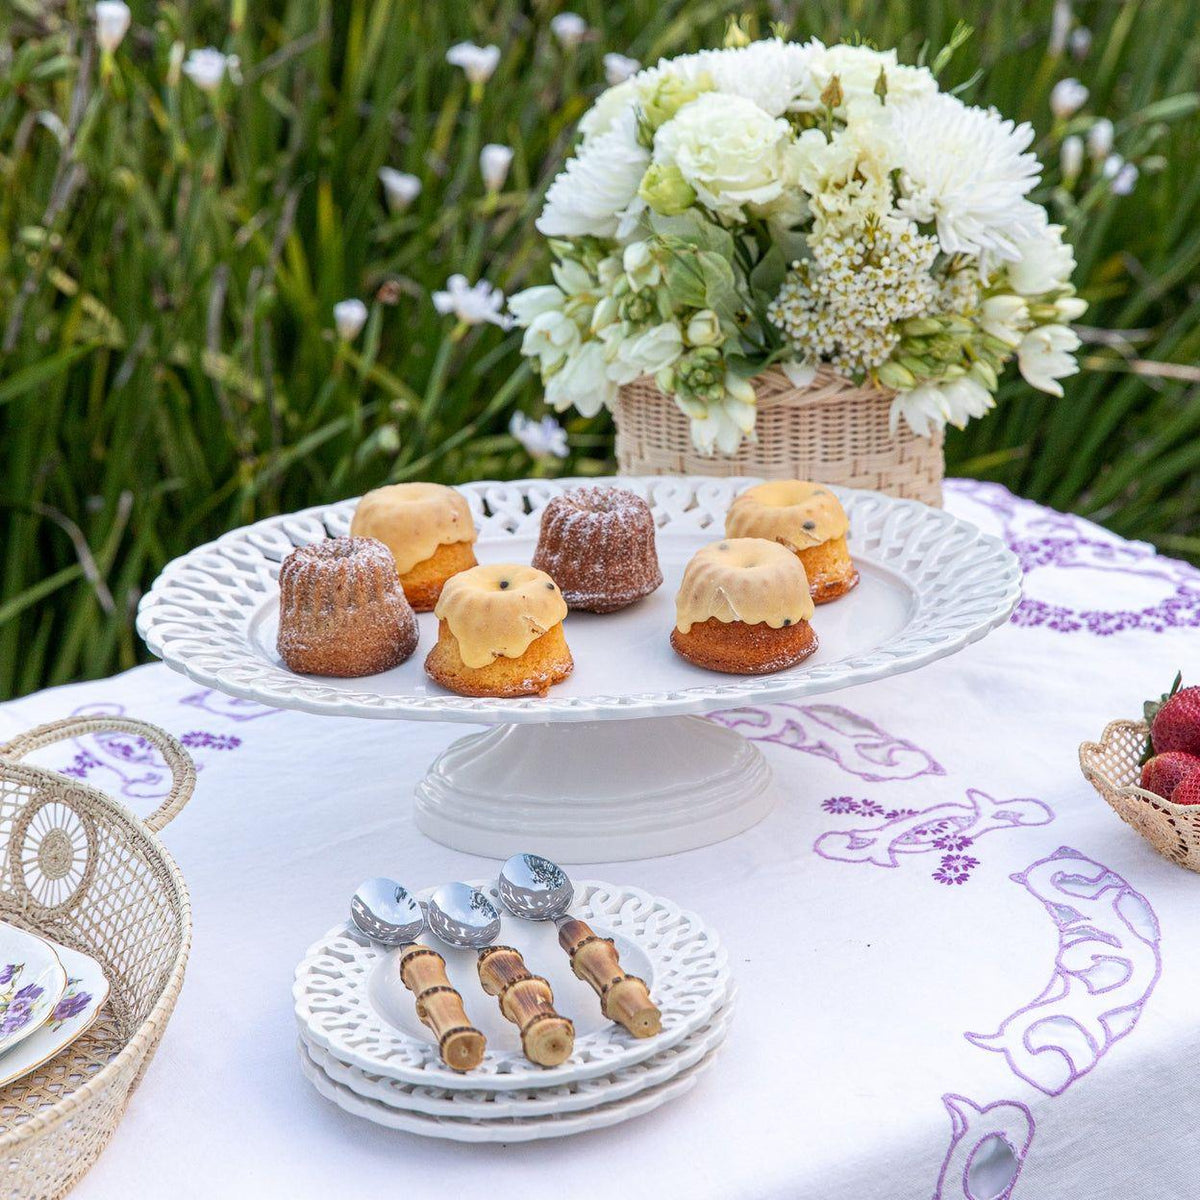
xmin=293 ymin=880 xmax=733 ymax=1141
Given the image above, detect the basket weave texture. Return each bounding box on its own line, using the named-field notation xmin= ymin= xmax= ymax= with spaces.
xmin=0 ymin=717 xmax=194 ymax=1199
xmin=1080 ymin=718 xmax=1200 ymax=872
xmin=614 ymin=366 xmax=945 ymax=506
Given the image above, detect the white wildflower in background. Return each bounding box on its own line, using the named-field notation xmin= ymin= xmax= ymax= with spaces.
xmin=1088 ymin=118 xmax=1114 ymax=160
xmin=333 ymin=299 xmax=368 ymax=342
xmin=432 ymin=275 xmax=511 ymax=328
xmin=1018 ymin=324 xmax=1081 ymax=395
xmin=603 ymin=53 xmax=640 ymax=85
xmin=94 ymin=2 xmax=131 ymax=52
xmin=1070 ymin=27 xmax=1093 ymax=58
xmin=446 ymin=42 xmax=500 ymax=85
xmin=1059 ymin=135 xmax=1084 ymax=184
xmin=1111 ymin=162 xmax=1139 ymax=196
xmin=1049 ymin=0 xmax=1073 ymax=54
xmin=378 ymin=168 xmax=421 ymax=213
xmin=550 ymin=13 xmax=588 ymax=48
xmin=509 ymin=412 xmax=569 ymax=459
xmin=1050 ymin=78 xmax=1089 ymax=119
xmin=1102 ymin=153 xmax=1124 ymax=179
xmin=479 ymin=144 xmax=514 ymax=193
xmin=182 ymin=47 xmax=234 ymax=93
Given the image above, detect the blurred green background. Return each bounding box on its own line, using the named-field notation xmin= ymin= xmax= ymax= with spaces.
xmin=1 ymin=0 xmax=1198 ymax=698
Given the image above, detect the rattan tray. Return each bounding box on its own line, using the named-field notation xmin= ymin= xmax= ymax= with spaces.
xmin=1080 ymin=718 xmax=1200 ymax=872
xmin=0 ymin=716 xmax=194 ymax=1198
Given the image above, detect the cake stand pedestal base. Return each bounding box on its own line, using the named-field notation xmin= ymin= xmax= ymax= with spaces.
xmin=413 ymin=715 xmax=775 ymax=863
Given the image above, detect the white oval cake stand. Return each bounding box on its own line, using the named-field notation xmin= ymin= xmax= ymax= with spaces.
xmin=136 ymin=476 xmax=1021 ymax=862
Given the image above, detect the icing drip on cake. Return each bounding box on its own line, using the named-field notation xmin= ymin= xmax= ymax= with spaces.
xmin=675 ymin=538 xmax=814 ymax=633
xmin=350 ymin=482 xmax=476 ymax=575
xmin=434 ymin=563 xmax=568 ymax=669
xmin=726 ymin=480 xmax=849 ymax=551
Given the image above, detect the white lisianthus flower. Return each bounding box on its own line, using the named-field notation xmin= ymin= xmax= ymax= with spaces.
xmin=1017 ymin=324 xmax=1081 ymax=396
xmin=550 ymin=13 xmax=588 ymax=47
xmin=378 ymin=168 xmax=421 ymax=212
xmin=604 ymin=53 xmax=640 ymax=85
xmin=521 ymin=310 xmax=581 ymax=372
xmin=95 ymin=2 xmax=131 ymax=52
xmin=182 ymin=47 xmax=234 ymax=93
xmin=1050 ymin=78 xmax=1089 ymax=119
xmin=799 ymin=42 xmax=936 ymax=114
xmin=604 ymin=323 xmax=684 ymax=385
xmin=979 ymin=295 xmax=1029 ymax=347
xmin=1088 ymin=118 xmax=1114 ymax=160
xmin=1060 ymin=134 xmax=1084 ymax=183
xmin=1006 ymin=209 xmax=1077 ymax=295
xmin=545 ymin=342 xmax=614 ymax=417
xmin=333 ymin=299 xmax=368 ymax=342
xmin=537 ymin=107 xmax=649 ymax=238
xmin=653 ymin=93 xmax=793 ymax=221
xmin=432 ymin=275 xmax=511 ymax=328
xmin=509 ymin=412 xmax=569 ymax=459
xmin=480 ymin=143 xmax=514 ymax=193
xmin=446 ymin=42 xmax=500 ymax=85
xmin=890 ymin=93 xmax=1042 ymax=259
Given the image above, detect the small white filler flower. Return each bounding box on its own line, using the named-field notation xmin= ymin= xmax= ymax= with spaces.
xmin=432 ymin=276 xmax=511 ymax=328
xmin=509 ymin=412 xmax=569 ymax=459
xmin=480 ymin=144 xmax=514 ymax=194
xmin=182 ymin=47 xmax=233 ymax=93
xmin=446 ymin=42 xmax=501 ymax=85
xmin=1088 ymin=118 xmax=1114 ymax=160
xmin=94 ymin=2 xmax=131 ymax=53
xmin=378 ymin=168 xmax=422 ymax=213
xmin=603 ymin=53 xmax=640 ymax=85
xmin=1059 ymin=135 xmax=1084 ymax=184
xmin=550 ymin=13 xmax=588 ymax=47
xmin=1050 ymin=78 xmax=1089 ymax=119
xmin=333 ymin=299 xmax=368 ymax=343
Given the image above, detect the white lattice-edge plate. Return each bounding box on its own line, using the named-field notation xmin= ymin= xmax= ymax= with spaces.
xmin=137 ymin=476 xmax=1021 ymax=724
xmin=293 ymin=880 xmax=730 ymax=1091
xmin=301 ymin=997 xmax=733 ymax=1118
xmin=299 ymin=1038 xmax=717 ymax=1142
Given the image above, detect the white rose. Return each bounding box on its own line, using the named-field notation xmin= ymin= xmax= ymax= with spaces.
xmin=653 ymin=93 xmax=793 ymax=221
xmin=545 ymin=342 xmax=615 ymax=417
xmin=605 ymin=323 xmax=684 ymax=385
xmin=521 ymin=311 xmax=581 ymax=372
xmin=1017 ymin=324 xmax=1081 ymax=397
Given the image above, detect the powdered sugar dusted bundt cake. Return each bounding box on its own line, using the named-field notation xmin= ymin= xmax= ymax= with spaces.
xmin=532 ymin=486 xmax=662 ymax=613
xmin=277 ymin=536 xmax=418 ymax=677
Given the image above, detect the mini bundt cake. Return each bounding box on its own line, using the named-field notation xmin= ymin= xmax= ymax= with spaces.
xmin=425 ymin=564 xmax=573 ymax=698
xmin=671 ymin=538 xmax=818 ymax=675
xmin=350 ymin=482 xmax=477 ymax=611
xmin=532 ymin=486 xmax=663 ymax=613
xmin=725 ymin=480 xmax=859 ymax=604
xmin=277 ymin=537 xmax=418 ymax=677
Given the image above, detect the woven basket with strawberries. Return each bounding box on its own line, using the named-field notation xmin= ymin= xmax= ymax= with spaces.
xmin=1080 ymin=674 xmax=1200 ymax=872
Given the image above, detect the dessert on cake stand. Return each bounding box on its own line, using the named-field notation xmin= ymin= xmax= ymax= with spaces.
xmin=137 ymin=476 xmax=1020 ymax=862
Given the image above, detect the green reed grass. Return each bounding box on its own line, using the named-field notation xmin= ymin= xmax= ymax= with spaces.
xmin=1 ymin=0 xmax=1198 ymax=696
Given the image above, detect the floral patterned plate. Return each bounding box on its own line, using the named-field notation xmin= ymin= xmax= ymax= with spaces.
xmin=0 ymin=924 xmax=68 ymax=1060
xmin=0 ymin=939 xmax=109 ymax=1089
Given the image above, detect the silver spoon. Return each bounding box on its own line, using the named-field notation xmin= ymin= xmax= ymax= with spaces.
xmin=498 ymin=853 xmax=662 ymax=1039
xmin=350 ymin=877 xmax=485 ymax=1071
xmin=426 ymin=881 xmax=574 ymax=1067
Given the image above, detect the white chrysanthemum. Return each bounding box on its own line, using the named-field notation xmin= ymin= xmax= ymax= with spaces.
xmin=889 ymin=93 xmax=1042 ymax=259
xmin=890 ymin=377 xmax=995 ymax=437
xmin=652 ymin=92 xmax=793 ymax=221
xmin=801 ymin=43 xmax=936 ymax=114
xmin=1005 ymin=206 xmax=1077 ymax=295
xmin=537 ymin=107 xmax=649 ymax=238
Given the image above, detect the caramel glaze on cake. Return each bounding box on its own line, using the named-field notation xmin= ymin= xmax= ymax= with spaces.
xmin=532 ymin=487 xmax=663 ymax=613
xmin=424 ymin=563 xmax=573 ymax=698
xmin=670 ymin=538 xmax=818 ymax=675
xmin=725 ymin=480 xmax=859 ymax=604
xmin=277 ymin=537 xmax=418 ymax=677
xmin=350 ymin=482 xmax=478 ymax=612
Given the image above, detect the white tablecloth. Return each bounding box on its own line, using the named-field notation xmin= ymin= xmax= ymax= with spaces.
xmin=3 ymin=480 xmax=1199 ymax=1200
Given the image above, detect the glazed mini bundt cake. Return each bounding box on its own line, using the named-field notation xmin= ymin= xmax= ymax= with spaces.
xmin=725 ymin=480 xmax=859 ymax=604
xmin=532 ymin=486 xmax=663 ymax=613
xmin=277 ymin=537 xmax=418 ymax=677
xmin=671 ymin=538 xmax=818 ymax=675
xmin=425 ymin=564 xmax=573 ymax=698
xmin=350 ymin=482 xmax=477 ymax=611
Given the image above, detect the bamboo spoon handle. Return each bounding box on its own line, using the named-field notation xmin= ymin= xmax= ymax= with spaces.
xmin=477 ymin=945 xmax=575 ymax=1067
xmin=558 ymin=917 xmax=663 ymax=1039
xmin=398 ymin=944 xmax=486 ymax=1072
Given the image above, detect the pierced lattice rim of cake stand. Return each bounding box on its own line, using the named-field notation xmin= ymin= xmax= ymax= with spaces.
xmin=292 ymin=880 xmax=731 ymax=1091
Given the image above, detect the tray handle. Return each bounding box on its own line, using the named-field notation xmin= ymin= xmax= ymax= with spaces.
xmin=0 ymin=716 xmax=196 ymax=833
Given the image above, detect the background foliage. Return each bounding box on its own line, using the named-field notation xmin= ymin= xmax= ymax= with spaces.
xmin=1 ymin=0 xmax=1198 ymax=698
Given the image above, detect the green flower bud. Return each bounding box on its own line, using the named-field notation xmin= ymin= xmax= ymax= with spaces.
xmin=640 ymin=72 xmax=713 ymax=132
xmin=876 ymin=360 xmax=917 ymax=390
xmin=638 ymin=164 xmax=697 ymax=216
xmin=969 ymin=360 xmax=998 ymax=390
xmin=901 ymin=317 xmax=943 ymax=337
xmin=685 ymin=309 xmax=723 ymax=348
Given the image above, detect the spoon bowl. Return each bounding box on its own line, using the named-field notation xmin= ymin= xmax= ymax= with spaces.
xmin=498 ymin=853 xmax=574 ymax=922
xmin=351 ymin=877 xmax=425 ymax=945
xmin=427 ymin=882 xmax=503 ymax=950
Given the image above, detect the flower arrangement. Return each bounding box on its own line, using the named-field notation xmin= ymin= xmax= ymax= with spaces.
xmin=510 ymin=36 xmax=1086 ymax=454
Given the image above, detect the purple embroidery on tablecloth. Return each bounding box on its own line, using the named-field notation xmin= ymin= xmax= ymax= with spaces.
xmin=946 ymin=478 xmax=1200 ymax=635
xmin=178 ymin=689 xmax=279 ymax=722
xmin=707 ymin=703 xmax=945 ymax=782
xmin=933 ymin=1094 xmax=1034 ymax=1200
xmin=814 ymin=789 xmax=1053 ymax=886
xmin=965 ymin=846 xmax=1161 ymax=1097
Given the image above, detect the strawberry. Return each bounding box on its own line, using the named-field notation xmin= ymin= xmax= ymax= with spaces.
xmin=1170 ymin=772 xmax=1200 ymax=806
xmin=1140 ymin=751 xmax=1200 ymax=799
xmin=1148 ymin=673 xmax=1200 ymax=758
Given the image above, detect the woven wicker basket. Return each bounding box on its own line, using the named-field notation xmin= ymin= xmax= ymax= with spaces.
xmin=613 ymin=365 xmax=945 ymax=506
xmin=1080 ymin=719 xmax=1200 ymax=873
xmin=0 ymin=716 xmax=193 ymax=1198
